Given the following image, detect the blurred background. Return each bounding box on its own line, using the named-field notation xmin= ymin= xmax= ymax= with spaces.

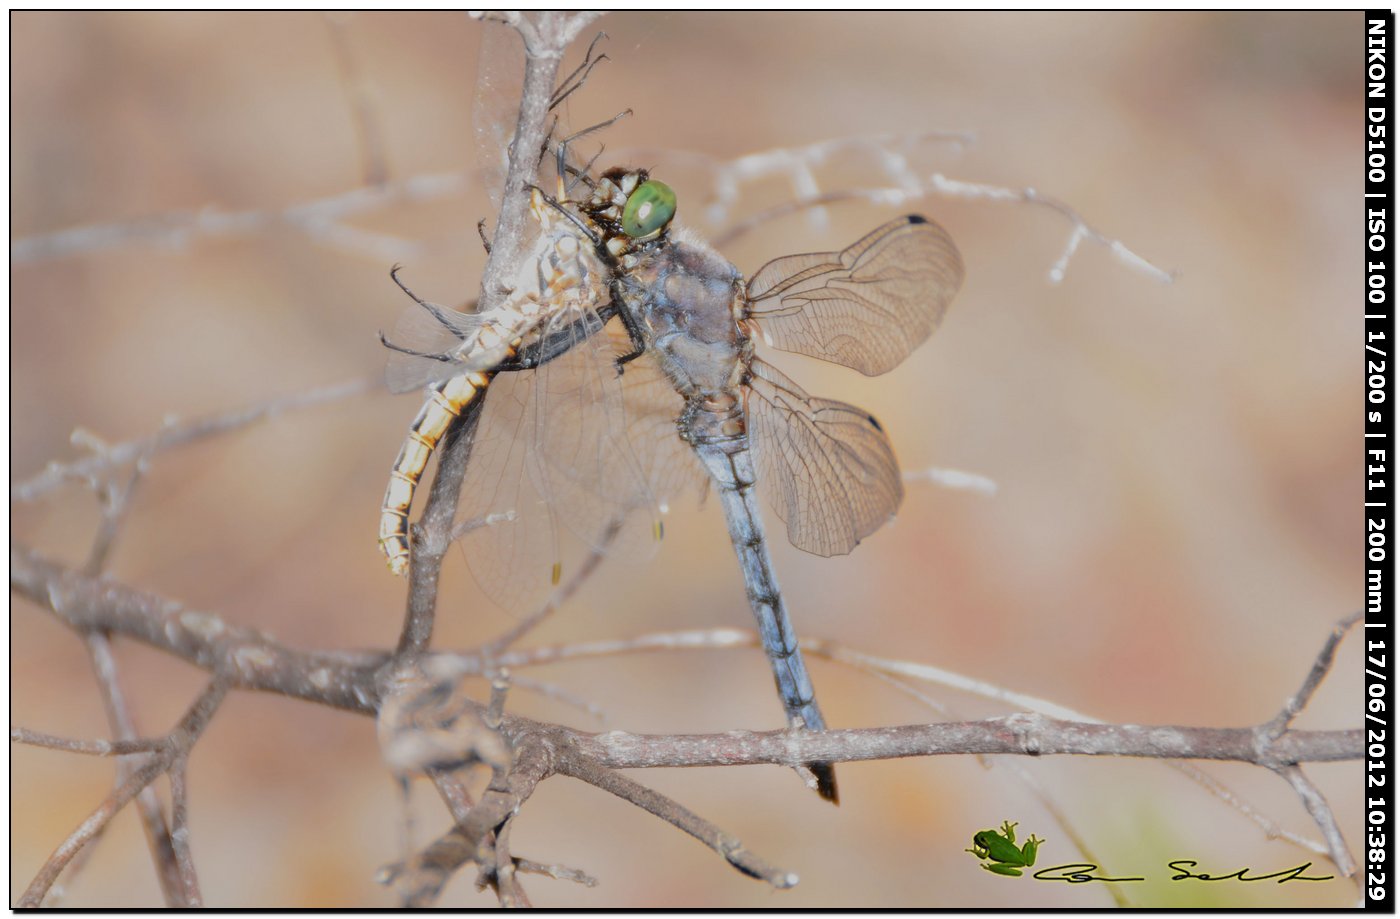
xmin=12 ymin=11 xmax=1362 ymax=908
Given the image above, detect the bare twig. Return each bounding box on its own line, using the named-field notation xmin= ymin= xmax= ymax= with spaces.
xmin=395 ymin=404 xmax=485 ymax=659
xmin=12 ymin=377 xmax=376 ymax=504
xmin=571 ymin=719 xmax=1358 ymax=770
xmin=13 ymin=544 xmax=387 ymax=714
xmin=15 ymin=541 xmax=1362 ymax=901
xmin=1273 ymin=764 xmax=1358 ymax=880
xmin=499 ymin=625 xmax=1357 ymax=866
xmin=167 ymin=756 xmax=204 ymax=906
xmin=556 ymin=753 xmax=798 ymax=889
xmin=10 ymin=727 xmax=164 ymax=756
xmin=711 ymin=172 xmax=1176 ymax=287
xmin=379 ymin=737 xmax=552 ymax=907
xmin=86 ymin=631 xmax=192 ymax=907
xmin=18 ymin=680 xmax=229 ymax=908
xmin=902 ymin=464 xmax=999 ymax=496
xmin=9 ymin=172 xmax=468 ymax=263
xmin=428 ymin=766 xmax=596 ymax=889
xmin=1264 ymin=610 xmax=1362 ymax=738
xmin=16 ymin=544 xmax=1361 ymax=767
xmin=922 ymin=173 xmax=1177 ymax=284
xmin=65 ymin=437 xmax=195 ymax=905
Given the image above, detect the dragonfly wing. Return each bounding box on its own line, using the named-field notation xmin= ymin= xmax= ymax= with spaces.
xmin=617 ymin=348 xmax=709 ymax=511
xmin=746 ymin=357 xmax=903 ymax=557
xmin=455 ymin=307 xmax=666 ymax=611
xmin=383 ymin=297 xmax=492 ymax=394
xmin=528 ymin=310 xmax=683 ymax=556
xmin=744 ymin=215 xmax=964 ymax=377
xmin=455 ymin=355 xmax=560 ymax=612
xmin=473 ymin=20 xmax=525 ymax=212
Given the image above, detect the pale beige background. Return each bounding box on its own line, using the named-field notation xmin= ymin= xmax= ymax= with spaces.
xmin=13 ymin=11 xmax=1361 ymax=908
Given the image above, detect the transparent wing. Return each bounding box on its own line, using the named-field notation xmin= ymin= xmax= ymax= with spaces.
xmin=746 ymin=358 xmax=903 ymax=557
xmin=615 ymin=346 xmax=710 ymax=512
xmin=473 ymin=20 xmax=525 ymax=211
xmin=383 ymin=297 xmax=491 ymax=394
xmin=455 ymin=308 xmax=674 ymax=611
xmin=745 ymin=215 xmax=964 ymax=377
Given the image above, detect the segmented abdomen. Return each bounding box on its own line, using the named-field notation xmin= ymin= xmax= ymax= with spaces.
xmin=378 ymin=370 xmax=494 ymax=576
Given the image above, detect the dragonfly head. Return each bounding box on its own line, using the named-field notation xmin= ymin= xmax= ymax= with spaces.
xmin=585 ymin=168 xmax=678 ymax=257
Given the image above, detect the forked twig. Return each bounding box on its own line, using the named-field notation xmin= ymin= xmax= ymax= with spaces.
xmin=18 ymin=680 xmax=228 ymax=907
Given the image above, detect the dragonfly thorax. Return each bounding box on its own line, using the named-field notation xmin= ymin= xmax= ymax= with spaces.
xmin=620 ymin=232 xmax=748 ymax=400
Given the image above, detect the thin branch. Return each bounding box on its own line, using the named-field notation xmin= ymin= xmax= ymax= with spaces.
xmin=1273 ymin=764 xmax=1359 ymax=880
xmin=19 ymin=755 xmax=173 ymax=908
xmin=379 ymin=737 xmax=553 ymax=908
xmin=167 ymin=756 xmax=204 ymax=906
xmin=486 ymin=816 xmax=530 ymax=907
xmin=556 ymin=752 xmax=797 ymax=889
xmin=9 ymin=171 xmax=468 ymax=264
xmin=82 ymin=447 xmax=151 ymax=575
xmin=512 ymin=857 xmax=597 ymax=887
xmin=12 ymin=377 xmax=376 ymax=503
xmin=16 ymin=545 xmax=1362 ymax=772
xmin=13 ymin=544 xmax=387 ymax=714
xmin=10 ymin=727 xmax=164 ymax=756
xmin=19 ymin=680 xmax=228 ymax=908
xmin=1171 ymin=761 xmax=1331 ymax=857
xmin=428 ymin=766 xmax=596 ymax=888
xmin=1264 ymin=610 xmax=1362 ymax=738
xmin=74 ymin=438 xmax=189 ymax=905
xmin=711 ymin=172 xmax=1176 ymax=288
xmin=500 ymin=626 xmax=1358 ymax=869
xmin=85 ymin=632 xmax=191 ymax=907
xmin=572 ymin=719 xmax=1359 ymax=770
xmin=922 ymin=173 xmax=1177 ymax=284
xmin=902 ymin=464 xmax=998 ymax=496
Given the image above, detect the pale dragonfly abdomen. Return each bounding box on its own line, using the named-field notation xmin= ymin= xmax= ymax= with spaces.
xmin=377 ymin=189 xmax=612 ymax=580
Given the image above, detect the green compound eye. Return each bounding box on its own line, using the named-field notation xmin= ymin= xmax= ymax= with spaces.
xmin=621 ymin=179 xmax=677 ymax=239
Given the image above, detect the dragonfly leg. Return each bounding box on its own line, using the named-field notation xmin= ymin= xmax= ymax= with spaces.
xmin=549 ymin=31 xmax=609 ymax=111
xmin=552 ymin=109 xmax=631 ymax=199
xmin=608 ymin=280 xmax=650 ymax=373
xmin=390 ymin=265 xmax=474 ymax=340
xmin=377 ymin=330 xmax=456 ymax=364
xmin=477 ymin=218 xmax=491 ymax=255
xmin=562 ymin=146 xmax=604 ymax=200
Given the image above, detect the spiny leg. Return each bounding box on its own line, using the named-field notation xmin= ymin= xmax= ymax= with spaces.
xmin=553 ymin=109 xmax=632 ymax=198
xmin=390 ymin=265 xmax=474 ymax=340
xmin=562 ymin=145 xmax=605 ymax=200
xmin=549 ymin=31 xmax=609 ymax=111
